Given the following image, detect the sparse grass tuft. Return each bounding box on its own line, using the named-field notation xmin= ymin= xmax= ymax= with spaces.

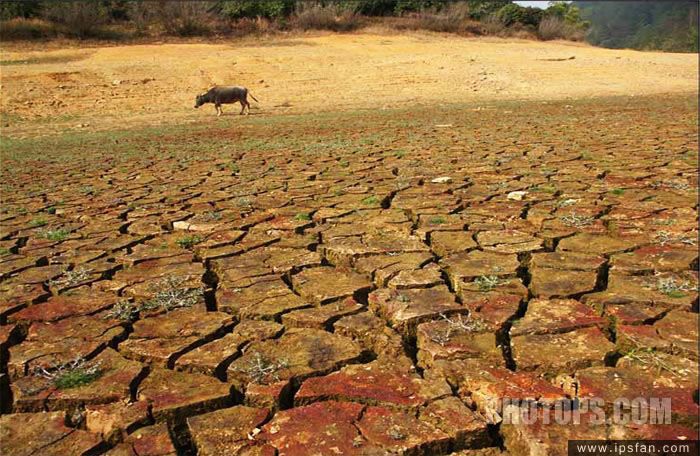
xmin=176 ymin=235 xmax=203 ymax=249
xmin=34 ymin=357 xmax=103 ymax=390
xmin=143 ymin=276 xmax=202 ymax=312
xmin=387 ymin=425 xmax=406 ymax=441
xmin=474 ymin=275 xmax=503 ymax=292
xmin=429 ymin=216 xmax=446 ymax=225
xmin=656 ymin=276 xmax=692 ymax=298
xmin=396 ymin=293 xmax=411 ymax=303
xmin=610 ymin=188 xmax=625 ymax=196
xmin=361 ymin=195 xmax=379 ymax=205
xmin=41 ymin=228 xmax=70 ymax=241
xmin=556 ymin=198 xmax=578 ymax=208
xmin=201 ymin=211 xmax=222 ymax=222
xmin=532 ymin=184 xmax=557 ymax=193
xmin=655 ymin=231 xmax=696 ymax=246
xmin=234 ymin=352 xmax=289 ymax=384
xmin=236 ymin=197 xmax=252 ymax=208
xmin=294 ymin=212 xmax=311 ymax=221
xmin=228 ymin=162 xmax=240 ymax=174
xmin=429 ymin=313 xmax=487 ymax=346
xmin=49 ymin=267 xmax=92 ymax=288
xmin=621 ymin=334 xmax=682 ymax=376
xmin=560 ymin=212 xmax=595 ymax=228
xmin=102 ymin=300 xmax=139 ymax=322
xmin=28 ymin=217 xmax=47 ymax=227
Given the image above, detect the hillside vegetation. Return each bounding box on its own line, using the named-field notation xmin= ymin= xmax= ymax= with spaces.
xmin=1 ymin=1 xmax=697 ymax=52
xmin=577 ymin=1 xmax=698 ymax=52
xmin=0 ymin=0 xmax=588 ymax=42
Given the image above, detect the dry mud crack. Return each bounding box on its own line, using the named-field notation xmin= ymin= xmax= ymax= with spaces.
xmin=1 ymin=81 xmax=698 ymax=453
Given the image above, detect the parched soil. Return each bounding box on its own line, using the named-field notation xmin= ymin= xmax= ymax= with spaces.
xmin=0 ymin=33 xmax=698 ymax=456
xmin=0 ymin=31 xmax=697 ymax=137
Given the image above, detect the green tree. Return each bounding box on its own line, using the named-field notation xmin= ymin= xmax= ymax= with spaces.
xmin=0 ymin=0 xmax=41 ymax=20
xmin=215 ymin=0 xmax=295 ymax=19
xmin=497 ymin=3 xmax=543 ymax=27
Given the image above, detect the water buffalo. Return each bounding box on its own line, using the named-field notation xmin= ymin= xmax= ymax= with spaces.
xmin=194 ymin=86 xmax=259 ymax=116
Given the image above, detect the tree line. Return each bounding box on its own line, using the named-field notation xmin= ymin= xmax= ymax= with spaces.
xmin=576 ymin=1 xmax=698 ymax=52
xmin=1 ymin=1 xmax=696 ymax=52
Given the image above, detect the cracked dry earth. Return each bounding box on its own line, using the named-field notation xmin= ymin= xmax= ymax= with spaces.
xmin=1 ymin=94 xmax=698 ymax=456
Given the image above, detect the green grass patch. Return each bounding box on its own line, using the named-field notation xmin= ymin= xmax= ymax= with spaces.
xmin=54 ymin=366 xmax=102 ymax=389
xmin=28 ymin=217 xmax=47 ymax=227
xmin=176 ymin=235 xmax=203 ymax=249
xmin=532 ymin=184 xmax=557 ymax=194
xmin=361 ymin=195 xmax=380 ymax=205
xmin=665 ymin=290 xmax=687 ymax=299
xmin=610 ymin=188 xmax=625 ymax=196
xmin=42 ymin=228 xmax=70 ymax=241
xmin=294 ymin=212 xmax=311 ymax=221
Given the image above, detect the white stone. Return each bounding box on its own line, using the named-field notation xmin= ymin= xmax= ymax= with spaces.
xmin=507 ymin=191 xmax=528 ymax=201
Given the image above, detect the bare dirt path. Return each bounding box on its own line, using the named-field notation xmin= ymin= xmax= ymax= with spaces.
xmin=1 ymin=31 xmax=697 ymax=137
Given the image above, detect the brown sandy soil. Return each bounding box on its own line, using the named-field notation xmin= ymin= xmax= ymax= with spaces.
xmin=1 ymin=31 xmax=697 ymax=137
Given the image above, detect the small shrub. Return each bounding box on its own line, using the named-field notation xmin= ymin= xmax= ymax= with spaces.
xmin=41 ymin=1 xmax=110 ymax=38
xmin=217 ymin=0 xmax=295 ymax=20
xmin=0 ymin=1 xmax=41 ymax=21
xmin=538 ymin=16 xmax=585 ymax=41
xmin=155 ymin=1 xmax=216 ymax=36
xmin=0 ymin=18 xmax=58 ymax=41
xmin=496 ymin=3 xmax=543 ymax=28
xmin=293 ymin=2 xmax=362 ymax=32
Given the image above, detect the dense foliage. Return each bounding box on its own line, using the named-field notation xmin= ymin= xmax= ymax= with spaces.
xmin=576 ymin=1 xmax=699 ymax=52
xmin=0 ymin=0 xmax=696 ymax=52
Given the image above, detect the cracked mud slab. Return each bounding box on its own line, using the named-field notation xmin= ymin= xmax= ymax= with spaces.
xmin=0 ymin=88 xmax=697 ymax=456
